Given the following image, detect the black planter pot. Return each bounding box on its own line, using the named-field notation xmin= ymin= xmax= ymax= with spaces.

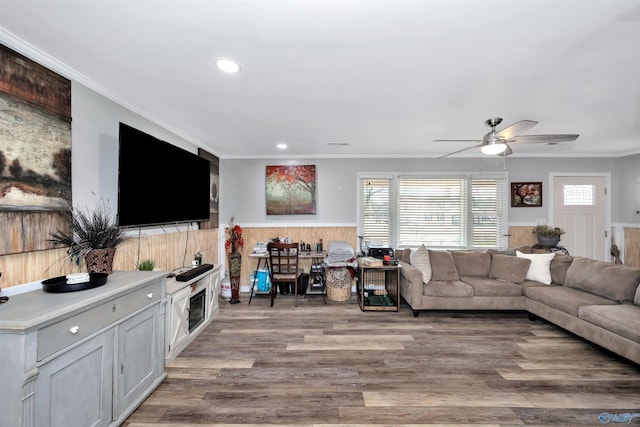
xmin=536 ymin=234 xmax=560 ymax=247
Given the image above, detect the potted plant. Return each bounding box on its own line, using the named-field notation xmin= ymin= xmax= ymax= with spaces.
xmin=48 ymin=200 xmax=131 ymax=274
xmin=532 ymin=224 xmax=565 ymax=247
xmin=136 ymin=259 xmax=156 ymax=271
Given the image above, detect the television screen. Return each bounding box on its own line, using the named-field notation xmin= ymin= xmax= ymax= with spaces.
xmin=117 ymin=123 xmax=210 ymax=228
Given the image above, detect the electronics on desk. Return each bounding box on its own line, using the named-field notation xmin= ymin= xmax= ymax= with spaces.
xmin=368 ymin=245 xmax=394 ymax=260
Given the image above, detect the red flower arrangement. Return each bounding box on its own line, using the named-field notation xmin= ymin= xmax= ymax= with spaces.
xmin=225 ymin=216 xmax=244 ymax=254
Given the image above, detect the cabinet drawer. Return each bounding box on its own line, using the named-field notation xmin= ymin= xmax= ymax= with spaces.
xmin=38 ymin=280 xmax=163 ymax=361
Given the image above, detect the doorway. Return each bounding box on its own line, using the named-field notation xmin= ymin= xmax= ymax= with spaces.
xmin=551 ymin=174 xmax=609 ymax=261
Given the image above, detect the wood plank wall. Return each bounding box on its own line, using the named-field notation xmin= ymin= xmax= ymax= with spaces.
xmin=624 ymin=227 xmax=640 ymax=267
xmin=231 ymin=226 xmax=357 ymax=288
xmin=1 ymin=224 xmax=637 ymax=289
xmin=0 ymin=228 xmax=218 ymax=289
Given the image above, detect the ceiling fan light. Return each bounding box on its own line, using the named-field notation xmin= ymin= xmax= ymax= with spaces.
xmin=481 ymin=142 xmax=507 ymax=155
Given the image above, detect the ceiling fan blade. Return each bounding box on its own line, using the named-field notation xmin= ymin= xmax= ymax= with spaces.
xmin=433 ymin=139 xmax=482 ymax=143
xmin=496 ymin=120 xmax=538 ymax=139
xmin=438 ymin=144 xmax=482 ymax=159
xmin=510 ymin=134 xmax=579 ymax=144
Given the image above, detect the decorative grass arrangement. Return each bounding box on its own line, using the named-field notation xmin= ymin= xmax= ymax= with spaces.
xmin=136 ymin=259 xmax=156 ymax=271
xmin=48 ymin=199 xmax=130 ymax=264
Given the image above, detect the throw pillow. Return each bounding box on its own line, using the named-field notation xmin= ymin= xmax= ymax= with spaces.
xmin=489 ymin=254 xmax=531 ymax=283
xmin=450 ymin=251 xmax=492 ymax=277
xmin=410 ymin=244 xmax=432 ymax=283
xmin=516 ymin=251 xmax=555 ymax=285
xmin=550 ymin=254 xmax=573 ymax=285
xmin=428 ymin=250 xmax=459 ymax=281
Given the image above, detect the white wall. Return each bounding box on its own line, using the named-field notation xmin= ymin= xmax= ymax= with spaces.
xmin=71 ymin=82 xmax=202 ymax=213
xmin=221 ymin=155 xmax=632 ymax=226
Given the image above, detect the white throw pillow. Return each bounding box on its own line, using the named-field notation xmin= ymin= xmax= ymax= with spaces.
xmin=410 ymin=244 xmax=432 ymax=283
xmin=516 ymin=251 xmax=555 ymax=285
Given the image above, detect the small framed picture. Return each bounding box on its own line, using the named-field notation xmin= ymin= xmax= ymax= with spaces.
xmin=511 ymin=182 xmax=542 ymax=207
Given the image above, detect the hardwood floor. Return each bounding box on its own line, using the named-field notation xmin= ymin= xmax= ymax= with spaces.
xmin=123 ymin=293 xmax=640 ymax=426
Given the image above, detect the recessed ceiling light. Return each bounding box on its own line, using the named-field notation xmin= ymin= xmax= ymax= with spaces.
xmin=214 ymin=58 xmax=240 ymax=73
xmin=276 ymin=143 xmax=287 ymax=150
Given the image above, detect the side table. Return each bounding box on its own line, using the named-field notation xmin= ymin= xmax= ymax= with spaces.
xmin=357 ymin=263 xmax=400 ymax=312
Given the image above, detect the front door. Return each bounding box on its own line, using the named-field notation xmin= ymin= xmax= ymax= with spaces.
xmin=552 ymin=175 xmax=608 ymax=260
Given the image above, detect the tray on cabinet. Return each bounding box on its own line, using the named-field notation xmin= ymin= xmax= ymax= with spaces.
xmin=42 ymin=273 xmax=109 ymax=293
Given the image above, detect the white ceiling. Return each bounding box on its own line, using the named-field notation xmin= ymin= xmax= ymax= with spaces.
xmin=1 ymin=0 xmax=639 ymax=159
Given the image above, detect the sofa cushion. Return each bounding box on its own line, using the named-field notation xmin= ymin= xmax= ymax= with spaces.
xmin=550 ymin=254 xmax=573 ymax=285
xmin=451 ymin=251 xmax=492 ymax=277
xmin=488 ymin=245 xmax=532 ymax=257
xmin=396 ymin=248 xmax=412 ymax=265
xmin=564 ymin=257 xmax=640 ymax=303
xmin=461 ymin=276 xmax=523 ymax=297
xmin=525 ymin=286 xmax=618 ymax=317
xmin=424 ymin=280 xmax=473 ymax=297
xmin=428 ymin=250 xmax=459 ymax=281
xmin=410 ymin=245 xmax=432 ymax=283
xmin=489 ymin=254 xmax=530 ymax=284
xmin=579 ymin=304 xmax=640 ymax=344
xmin=516 ymin=251 xmax=555 ymax=285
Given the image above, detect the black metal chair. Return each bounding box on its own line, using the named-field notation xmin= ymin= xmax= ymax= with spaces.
xmin=268 ymin=242 xmax=301 ymax=307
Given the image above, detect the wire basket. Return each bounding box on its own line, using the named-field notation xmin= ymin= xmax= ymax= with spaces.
xmin=326 ymin=267 xmax=352 ymax=302
xmin=327 ymin=285 xmax=352 ymax=301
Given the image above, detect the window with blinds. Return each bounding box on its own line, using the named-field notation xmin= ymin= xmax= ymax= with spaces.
xmin=358 ymin=173 xmax=507 ymax=249
xmin=359 ymin=178 xmax=395 ymax=246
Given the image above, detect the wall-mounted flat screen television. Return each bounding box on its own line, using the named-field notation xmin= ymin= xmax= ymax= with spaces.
xmin=117 ymin=122 xmax=210 ymax=228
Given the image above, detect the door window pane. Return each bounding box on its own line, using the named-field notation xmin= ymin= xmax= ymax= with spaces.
xmin=563 ymin=185 xmax=594 ymax=206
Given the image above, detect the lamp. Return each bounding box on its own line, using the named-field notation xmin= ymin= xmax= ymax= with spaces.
xmin=480 ymin=141 xmax=507 ymax=155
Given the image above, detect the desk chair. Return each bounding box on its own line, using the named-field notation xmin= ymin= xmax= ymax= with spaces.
xmin=268 ymin=242 xmax=301 ymax=307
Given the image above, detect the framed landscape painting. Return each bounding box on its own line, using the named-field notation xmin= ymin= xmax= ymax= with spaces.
xmin=0 ymin=43 xmax=72 ymax=255
xmin=266 ymin=165 xmax=316 ymax=215
xmin=511 ymin=182 xmax=542 ymax=207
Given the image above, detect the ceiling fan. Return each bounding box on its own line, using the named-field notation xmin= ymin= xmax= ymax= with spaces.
xmin=434 ymin=117 xmax=579 ymax=158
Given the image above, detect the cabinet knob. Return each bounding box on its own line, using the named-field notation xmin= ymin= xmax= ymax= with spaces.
xmin=112 ymin=304 xmax=117 ymax=312
xmin=147 ymin=292 xmax=154 ymax=299
xmin=69 ymin=326 xmax=80 ymax=334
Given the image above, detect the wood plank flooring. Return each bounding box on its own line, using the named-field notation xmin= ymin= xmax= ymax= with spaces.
xmin=123 ymin=293 xmax=640 ymax=426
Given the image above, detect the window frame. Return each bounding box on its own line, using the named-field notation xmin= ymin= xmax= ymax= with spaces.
xmin=357 ymin=171 xmax=509 ymax=250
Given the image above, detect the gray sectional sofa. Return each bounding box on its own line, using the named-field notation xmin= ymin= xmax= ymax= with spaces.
xmin=397 ymin=246 xmax=640 ymax=365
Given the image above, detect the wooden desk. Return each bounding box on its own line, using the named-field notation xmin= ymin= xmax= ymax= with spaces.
xmin=248 ymin=251 xmax=327 ymax=302
xmin=249 ymin=250 xmax=326 ymax=270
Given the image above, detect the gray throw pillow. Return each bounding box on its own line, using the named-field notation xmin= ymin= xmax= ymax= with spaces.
xmin=451 ymin=251 xmax=492 ymax=277
xmin=490 ymin=254 xmax=531 ymax=284
xmin=428 ymin=250 xmax=459 ymax=281
xmin=550 ymin=255 xmax=573 ymax=285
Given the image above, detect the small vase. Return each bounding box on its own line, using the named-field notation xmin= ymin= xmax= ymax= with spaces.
xmin=85 ymin=248 xmax=116 ymax=274
xmin=228 ymin=252 xmax=242 ymax=304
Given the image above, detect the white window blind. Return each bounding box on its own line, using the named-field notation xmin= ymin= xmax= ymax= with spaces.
xmin=358 ymin=173 xmax=507 ymax=249
xmin=359 ymin=177 xmax=394 ymax=246
xmin=471 ymin=178 xmax=506 ymax=247
xmin=398 ymin=178 xmax=467 ymax=247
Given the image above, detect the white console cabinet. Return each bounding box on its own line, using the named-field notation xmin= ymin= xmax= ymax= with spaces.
xmin=164 ymin=264 xmax=222 ymax=364
xmin=0 ymin=271 xmax=167 ymax=427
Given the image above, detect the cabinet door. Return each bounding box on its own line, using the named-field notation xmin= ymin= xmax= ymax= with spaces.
xmin=35 ymin=329 xmax=114 ymax=427
xmin=166 ymin=286 xmax=191 ymax=360
xmin=208 ymin=267 xmax=222 ymax=319
xmin=115 ymin=305 xmax=163 ymax=417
